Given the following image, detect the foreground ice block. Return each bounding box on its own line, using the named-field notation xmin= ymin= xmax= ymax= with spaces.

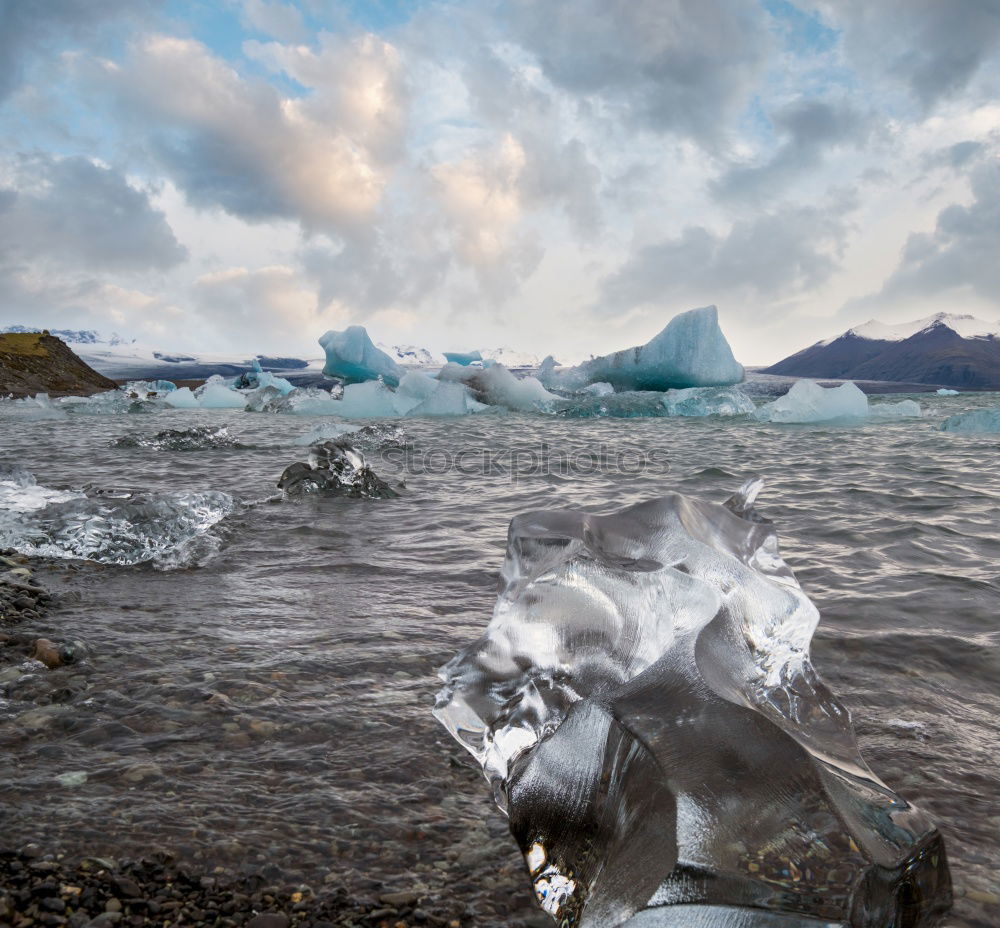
xmin=572 ymin=306 xmax=745 ymax=390
xmin=434 ymin=480 xmax=951 ymax=928
xmin=754 ymin=380 xmax=868 ymax=423
xmin=319 ymin=326 xmax=402 ymax=386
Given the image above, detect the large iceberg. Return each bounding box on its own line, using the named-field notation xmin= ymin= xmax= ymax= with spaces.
xmin=939 ymin=407 xmax=1000 ymax=433
xmin=754 ymin=380 xmax=868 ymax=423
xmin=571 ymin=306 xmax=744 ymax=390
xmin=434 ymin=480 xmax=951 ymax=927
xmin=319 ymin=326 xmax=402 ymax=386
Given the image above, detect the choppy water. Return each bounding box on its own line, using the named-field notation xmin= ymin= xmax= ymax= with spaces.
xmin=0 ymin=393 xmax=997 ymax=927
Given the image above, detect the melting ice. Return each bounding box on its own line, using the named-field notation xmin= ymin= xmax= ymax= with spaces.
xmin=434 ymin=480 xmax=951 ymax=927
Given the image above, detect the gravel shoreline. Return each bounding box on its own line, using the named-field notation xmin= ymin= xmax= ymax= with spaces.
xmin=0 ymin=847 xmax=497 ymax=928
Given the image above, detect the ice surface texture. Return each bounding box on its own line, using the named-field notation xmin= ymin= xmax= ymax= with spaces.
xmin=571 ymin=306 xmax=744 ymax=390
xmin=434 ymin=480 xmax=950 ymax=927
xmin=0 ymin=466 xmax=235 ymax=567
xmin=319 ymin=326 xmax=403 ymax=386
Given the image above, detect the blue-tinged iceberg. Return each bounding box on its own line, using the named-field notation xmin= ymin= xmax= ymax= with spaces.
xmin=571 ymin=306 xmax=744 ymax=390
xmin=434 ymin=481 xmax=951 ymax=927
xmin=940 ymin=407 xmax=1000 ymax=433
xmin=319 ymin=326 xmax=402 ymax=386
xmin=443 ymin=350 xmax=483 ymax=366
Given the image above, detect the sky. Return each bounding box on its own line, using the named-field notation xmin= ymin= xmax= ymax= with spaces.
xmin=0 ymin=0 xmax=998 ymax=364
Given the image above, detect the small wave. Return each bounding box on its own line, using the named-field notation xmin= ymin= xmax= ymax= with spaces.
xmin=0 ymin=466 xmax=235 ymax=569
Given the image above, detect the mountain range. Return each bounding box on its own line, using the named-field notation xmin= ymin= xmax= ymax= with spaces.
xmin=764 ymin=313 xmax=1000 ymax=389
xmin=0 ymin=327 xmax=540 ymax=379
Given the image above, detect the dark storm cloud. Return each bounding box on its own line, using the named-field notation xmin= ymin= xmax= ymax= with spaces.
xmin=504 ymin=0 xmax=770 ymax=141
xmin=876 ymin=160 xmax=1000 ymax=302
xmin=0 ymin=0 xmax=161 ymax=102
xmin=597 ymin=199 xmax=853 ymax=313
xmin=713 ymin=99 xmax=869 ymax=201
xmin=813 ymin=0 xmax=1000 ymax=110
xmin=0 ymin=154 xmax=186 ymax=271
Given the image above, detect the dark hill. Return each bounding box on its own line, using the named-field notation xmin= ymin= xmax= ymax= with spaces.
xmin=0 ymin=332 xmax=117 ymax=398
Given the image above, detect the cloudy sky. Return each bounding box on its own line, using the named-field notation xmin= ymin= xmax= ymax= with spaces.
xmin=1 ymin=0 xmax=997 ymax=363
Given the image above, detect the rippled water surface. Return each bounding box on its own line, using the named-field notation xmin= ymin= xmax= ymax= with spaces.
xmin=1 ymin=394 xmax=997 ymax=927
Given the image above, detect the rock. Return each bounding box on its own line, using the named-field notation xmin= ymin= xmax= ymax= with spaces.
xmin=121 ymin=763 xmax=162 ymax=784
xmin=30 ymin=639 xmax=63 ymax=669
xmin=380 ymin=891 xmax=421 ymax=906
xmin=246 ymin=915 xmax=290 ymax=928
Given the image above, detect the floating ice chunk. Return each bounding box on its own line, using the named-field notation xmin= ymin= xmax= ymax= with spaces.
xmin=662 ymin=386 xmax=756 ymax=417
xmin=869 ymin=399 xmax=922 ymax=419
xmin=443 ymin=350 xmax=483 ymax=366
xmin=124 ymin=379 xmax=177 ymax=396
xmin=197 ymin=383 xmax=247 ymax=409
xmin=581 ymin=382 xmax=615 ymax=396
xmin=164 ymin=387 xmax=201 ymax=409
xmin=754 ymin=380 xmax=868 ymax=423
xmin=554 ymin=391 xmax=670 ymax=419
xmin=319 ymin=326 xmax=402 ymax=386
xmin=940 ymin=407 xmax=1000 ymax=433
xmin=111 ymin=426 xmax=244 ymax=451
xmin=434 ymin=480 xmax=951 ymax=927
xmin=2 ymin=394 xmax=66 ymax=420
xmin=572 ymin=306 xmax=744 ymax=390
xmin=936 ymin=388 xmax=959 ymax=396
xmin=438 ymin=362 xmax=556 ymax=412
xmin=0 ymin=474 xmax=235 ymax=567
xmin=278 ymin=440 xmax=398 ymax=498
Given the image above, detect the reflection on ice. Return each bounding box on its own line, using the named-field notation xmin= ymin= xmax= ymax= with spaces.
xmin=434 ymin=480 xmax=950 ymax=927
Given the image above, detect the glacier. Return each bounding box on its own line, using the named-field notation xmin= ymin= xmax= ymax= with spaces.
xmin=319 ymin=326 xmax=403 ymax=386
xmin=939 ymin=407 xmax=1000 ymax=433
xmin=570 ymin=306 xmax=744 ymax=391
xmin=433 ymin=480 xmax=951 ymax=927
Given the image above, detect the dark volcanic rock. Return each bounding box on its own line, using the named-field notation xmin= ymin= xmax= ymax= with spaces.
xmin=0 ymin=333 xmax=117 ymax=398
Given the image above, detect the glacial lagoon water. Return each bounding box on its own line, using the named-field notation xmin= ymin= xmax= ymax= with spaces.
xmin=0 ymin=392 xmax=997 ymax=926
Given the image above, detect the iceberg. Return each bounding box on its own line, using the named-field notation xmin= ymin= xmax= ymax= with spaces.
xmin=236 ymin=360 xmax=295 ymax=395
xmin=195 ymin=376 xmax=248 ymax=410
xmin=869 ymin=399 xmax=922 ymax=419
xmin=438 ymin=362 xmax=557 ymax=413
xmin=581 ymin=382 xmax=615 ymax=396
xmin=754 ymin=380 xmax=868 ymax=423
xmin=319 ymin=326 xmax=402 ymax=386
xmin=434 ymin=480 xmax=951 ymax=928
xmin=571 ymin=306 xmax=744 ymax=391
xmin=277 ymin=440 xmax=398 ymax=499
xmin=662 ymin=386 xmax=756 ymax=417
xmin=940 ymin=407 xmax=1000 ymax=433
xmin=164 ymin=387 xmax=201 ymax=409
xmin=936 ymin=388 xmax=959 ymax=396
xmin=443 ymin=350 xmax=483 ymax=366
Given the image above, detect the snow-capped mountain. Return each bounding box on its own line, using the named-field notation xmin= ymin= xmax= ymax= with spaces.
xmin=479 ymin=346 xmax=541 ymax=368
xmin=765 ymin=312 xmax=1000 ymax=389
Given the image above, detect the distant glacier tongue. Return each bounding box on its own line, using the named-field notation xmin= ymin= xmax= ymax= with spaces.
xmin=433 ymin=480 xmax=951 ymax=928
